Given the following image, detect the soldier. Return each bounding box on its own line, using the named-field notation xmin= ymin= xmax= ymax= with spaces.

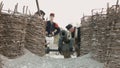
xmin=34 ymin=10 xmax=45 ymax=20
xmin=45 ymin=13 xmax=60 ymax=48
xmin=66 ymin=24 xmax=81 ymax=57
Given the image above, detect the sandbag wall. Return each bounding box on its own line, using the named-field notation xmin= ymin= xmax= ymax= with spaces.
xmin=0 ymin=13 xmax=27 ymax=59
xmin=25 ymin=16 xmax=46 ymax=56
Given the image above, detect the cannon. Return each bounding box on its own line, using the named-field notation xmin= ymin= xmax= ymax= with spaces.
xmin=58 ymin=30 xmax=73 ymax=58
xmin=45 ymin=30 xmax=74 ymax=58
xmin=45 ymin=30 xmax=69 ymax=54
xmin=45 ymin=47 xmax=58 ymax=54
xmin=59 ymin=30 xmax=70 ymax=43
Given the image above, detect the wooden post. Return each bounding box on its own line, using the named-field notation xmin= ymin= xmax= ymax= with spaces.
xmin=29 ymin=10 xmax=31 ymax=16
xmin=116 ymin=0 xmax=119 ymax=10
xmin=101 ymin=8 xmax=104 ymax=14
xmin=0 ymin=1 xmax=3 ymax=13
xmin=26 ymin=6 xmax=28 ymax=14
xmin=13 ymin=3 xmax=18 ymax=14
xmin=107 ymin=3 xmax=109 ymax=15
xmin=36 ymin=0 xmax=41 ymax=16
xmin=23 ymin=6 xmax=25 ymax=14
xmin=116 ymin=0 xmax=119 ymax=6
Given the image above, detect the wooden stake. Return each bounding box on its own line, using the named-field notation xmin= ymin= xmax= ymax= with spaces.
xmin=13 ymin=3 xmax=18 ymax=14
xmin=29 ymin=10 xmax=31 ymax=16
xmin=116 ymin=0 xmax=119 ymax=6
xmin=23 ymin=6 xmax=25 ymax=14
xmin=0 ymin=1 xmax=3 ymax=13
xmin=8 ymin=9 xmax=11 ymax=13
xmin=101 ymin=8 xmax=104 ymax=14
xmin=36 ymin=0 xmax=41 ymax=16
xmin=107 ymin=3 xmax=110 ymax=15
xmin=116 ymin=0 xmax=119 ymax=10
xmin=26 ymin=6 xmax=28 ymax=14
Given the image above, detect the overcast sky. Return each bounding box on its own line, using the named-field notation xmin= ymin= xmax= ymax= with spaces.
xmin=1 ymin=0 xmax=117 ymax=28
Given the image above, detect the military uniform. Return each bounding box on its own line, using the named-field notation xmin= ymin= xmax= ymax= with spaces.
xmin=66 ymin=24 xmax=81 ymax=57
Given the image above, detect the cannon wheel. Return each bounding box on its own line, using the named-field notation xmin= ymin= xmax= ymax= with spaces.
xmin=45 ymin=47 xmax=50 ymax=54
xmin=61 ymin=44 xmax=71 ymax=58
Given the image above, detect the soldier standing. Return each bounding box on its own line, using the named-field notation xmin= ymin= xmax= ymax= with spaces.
xmin=45 ymin=13 xmax=60 ymax=48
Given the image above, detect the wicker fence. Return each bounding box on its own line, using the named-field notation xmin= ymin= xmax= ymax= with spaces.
xmin=25 ymin=16 xmax=46 ymax=56
xmin=81 ymin=3 xmax=120 ymax=68
xmin=0 ymin=13 xmax=27 ymax=59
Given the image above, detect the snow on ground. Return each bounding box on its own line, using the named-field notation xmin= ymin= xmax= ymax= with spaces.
xmin=45 ymin=51 xmax=77 ymax=58
xmin=1 ymin=49 xmax=104 ymax=68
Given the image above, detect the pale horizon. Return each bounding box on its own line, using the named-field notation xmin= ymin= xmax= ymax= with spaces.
xmin=2 ymin=0 xmax=117 ymax=29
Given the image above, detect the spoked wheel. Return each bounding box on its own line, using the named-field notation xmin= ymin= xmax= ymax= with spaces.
xmin=61 ymin=44 xmax=71 ymax=58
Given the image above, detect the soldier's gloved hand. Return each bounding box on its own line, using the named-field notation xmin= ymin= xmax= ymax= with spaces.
xmin=69 ymin=47 xmax=73 ymax=52
xmin=52 ymin=32 xmax=55 ymax=36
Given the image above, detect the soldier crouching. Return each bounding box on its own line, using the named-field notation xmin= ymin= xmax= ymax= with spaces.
xmin=65 ymin=24 xmax=81 ymax=57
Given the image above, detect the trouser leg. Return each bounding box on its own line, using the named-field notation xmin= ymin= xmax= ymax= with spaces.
xmin=45 ymin=37 xmax=54 ymax=48
xmin=74 ymin=44 xmax=80 ymax=57
xmin=58 ymin=38 xmax=62 ymax=47
xmin=45 ymin=37 xmax=50 ymax=47
xmin=62 ymin=44 xmax=71 ymax=58
xmin=58 ymin=38 xmax=63 ymax=53
xmin=69 ymin=38 xmax=75 ymax=51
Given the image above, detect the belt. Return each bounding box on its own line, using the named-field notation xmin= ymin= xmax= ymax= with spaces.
xmin=46 ymin=34 xmax=53 ymax=37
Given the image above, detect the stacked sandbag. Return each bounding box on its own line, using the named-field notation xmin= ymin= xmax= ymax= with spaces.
xmin=0 ymin=13 xmax=27 ymax=59
xmin=80 ymin=16 xmax=93 ymax=55
xmin=25 ymin=16 xmax=46 ymax=56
